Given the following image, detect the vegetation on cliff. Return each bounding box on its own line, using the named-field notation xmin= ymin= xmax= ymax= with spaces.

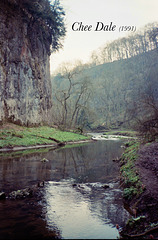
xmin=6 ymin=0 xmax=66 ymax=53
xmin=0 ymin=0 xmax=66 ymax=126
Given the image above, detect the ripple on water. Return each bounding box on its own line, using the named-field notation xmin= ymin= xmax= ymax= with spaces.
xmin=41 ymin=180 xmax=130 ymax=239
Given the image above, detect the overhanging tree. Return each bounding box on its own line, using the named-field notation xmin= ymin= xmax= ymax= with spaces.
xmin=6 ymin=0 xmax=66 ymax=54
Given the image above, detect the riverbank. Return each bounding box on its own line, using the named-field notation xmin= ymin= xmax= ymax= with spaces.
xmin=0 ymin=123 xmax=90 ymax=152
xmin=103 ymin=130 xmax=138 ymax=138
xmin=120 ymin=140 xmax=158 ymax=239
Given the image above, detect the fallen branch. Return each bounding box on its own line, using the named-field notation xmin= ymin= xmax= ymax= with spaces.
xmin=30 ymin=134 xmax=62 ymax=143
xmin=122 ymin=225 xmax=158 ymax=238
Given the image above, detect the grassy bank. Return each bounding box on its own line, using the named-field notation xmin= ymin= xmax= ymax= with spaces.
xmin=0 ymin=124 xmax=90 ymax=149
xmin=120 ymin=141 xmax=144 ymax=200
xmin=120 ymin=140 xmax=158 ymax=239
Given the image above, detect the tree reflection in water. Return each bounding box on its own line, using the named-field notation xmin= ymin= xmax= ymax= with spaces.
xmin=0 ymin=139 xmax=130 ymax=239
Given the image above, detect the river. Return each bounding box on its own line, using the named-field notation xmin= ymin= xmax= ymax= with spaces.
xmin=0 ymin=134 xmax=130 ymax=239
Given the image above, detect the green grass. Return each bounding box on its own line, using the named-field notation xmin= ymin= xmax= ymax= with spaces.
xmin=120 ymin=141 xmax=144 ymax=200
xmin=0 ymin=126 xmax=89 ymax=148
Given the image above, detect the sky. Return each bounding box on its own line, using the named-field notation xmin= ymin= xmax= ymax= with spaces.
xmin=50 ymin=0 xmax=158 ymax=74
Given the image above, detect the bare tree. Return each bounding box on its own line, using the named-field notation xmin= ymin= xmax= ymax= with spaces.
xmin=52 ymin=62 xmax=93 ymax=130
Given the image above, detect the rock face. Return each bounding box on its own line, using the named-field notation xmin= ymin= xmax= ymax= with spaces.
xmin=0 ymin=1 xmax=53 ymax=126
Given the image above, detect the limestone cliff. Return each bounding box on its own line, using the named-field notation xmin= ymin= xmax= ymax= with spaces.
xmin=0 ymin=1 xmax=55 ymax=126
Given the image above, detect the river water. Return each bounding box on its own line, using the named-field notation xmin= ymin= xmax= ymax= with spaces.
xmin=0 ymin=135 xmax=130 ymax=239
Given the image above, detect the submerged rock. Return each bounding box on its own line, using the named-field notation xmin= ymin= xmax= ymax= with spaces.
xmin=37 ymin=181 xmax=45 ymax=187
xmin=41 ymin=158 xmax=49 ymax=163
xmin=0 ymin=192 xmax=6 ymax=200
xmin=112 ymin=157 xmax=120 ymax=162
xmin=72 ymin=183 xmax=77 ymax=187
xmin=9 ymin=188 xmax=33 ymax=199
xmin=102 ymin=184 xmax=110 ymax=189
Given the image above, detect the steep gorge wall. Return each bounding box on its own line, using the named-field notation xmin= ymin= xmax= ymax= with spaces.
xmin=0 ymin=1 xmax=53 ymax=126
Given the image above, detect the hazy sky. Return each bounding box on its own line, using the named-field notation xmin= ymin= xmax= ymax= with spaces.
xmin=50 ymin=0 xmax=158 ymax=73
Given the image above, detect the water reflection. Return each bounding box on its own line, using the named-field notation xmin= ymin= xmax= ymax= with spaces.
xmin=0 ymin=141 xmax=124 ymax=192
xmin=0 ymin=194 xmax=61 ymax=240
xmin=43 ymin=180 xmax=129 ymax=239
xmin=0 ymin=139 xmax=130 ymax=239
